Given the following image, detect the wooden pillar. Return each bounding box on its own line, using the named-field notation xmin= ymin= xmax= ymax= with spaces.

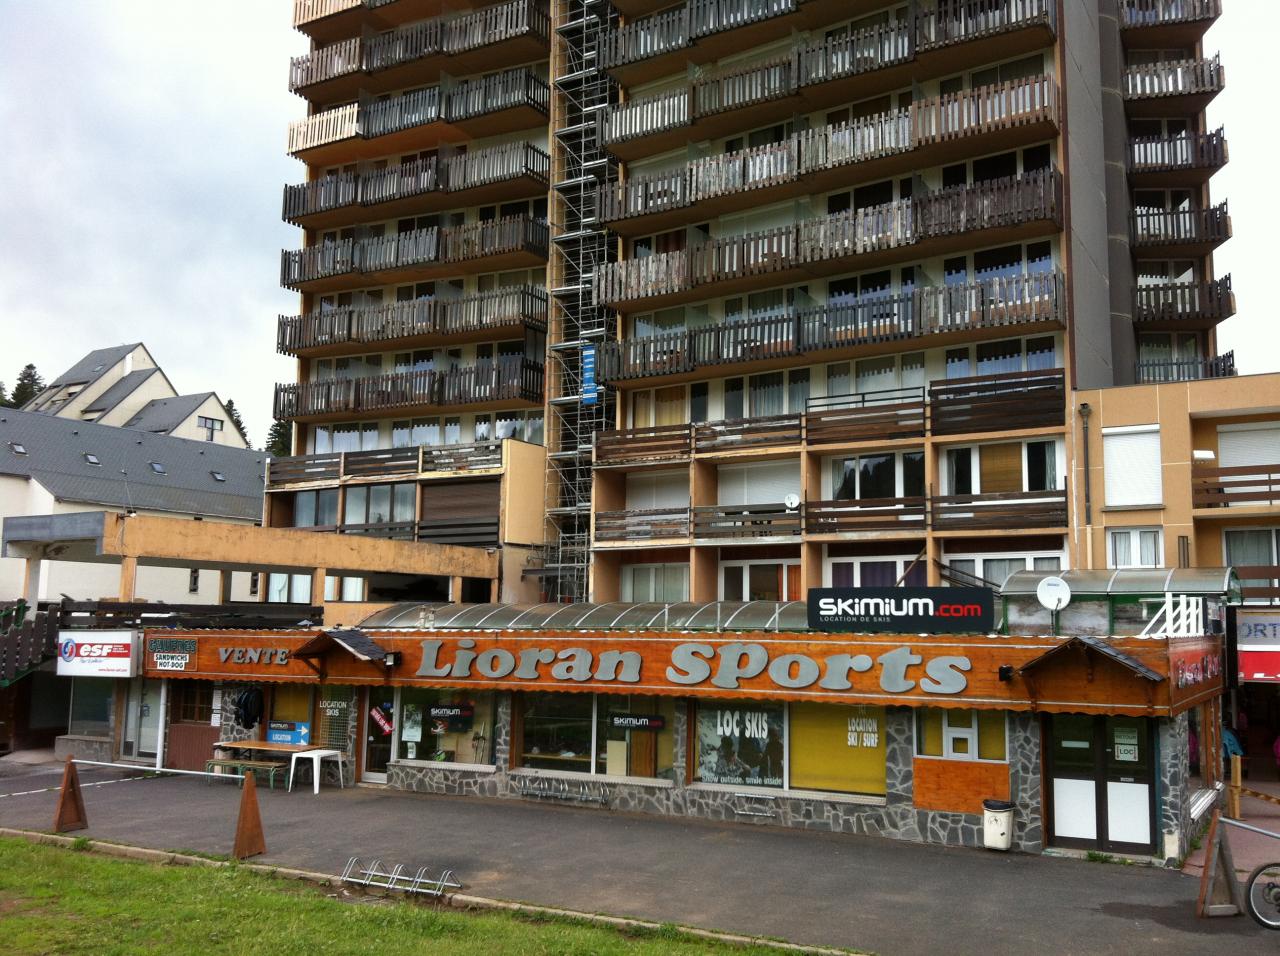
xmin=450 ymin=576 xmax=463 ymax=602
xmin=489 ymin=577 xmax=499 ymax=602
xmin=118 ymin=556 xmax=138 ymax=602
xmin=690 ymin=546 xmax=717 ymax=602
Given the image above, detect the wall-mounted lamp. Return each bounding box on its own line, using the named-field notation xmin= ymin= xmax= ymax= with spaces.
xmin=998 ymin=664 xmax=1015 ymax=683
xmin=1193 ymin=449 xmax=1216 ymax=462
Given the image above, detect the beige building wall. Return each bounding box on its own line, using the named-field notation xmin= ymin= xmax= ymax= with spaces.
xmin=165 ymin=394 xmax=251 ymax=448
xmin=93 ymin=372 xmax=178 ymax=428
xmin=44 ymin=345 xmax=157 ymax=421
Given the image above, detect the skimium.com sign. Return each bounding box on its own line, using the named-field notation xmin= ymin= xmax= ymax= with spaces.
xmin=56 ymin=630 xmax=139 ymax=678
xmin=808 ymin=588 xmax=994 ymax=635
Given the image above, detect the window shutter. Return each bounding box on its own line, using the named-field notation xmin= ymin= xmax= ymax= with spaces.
xmin=719 ymin=461 xmax=801 ymax=505
xmin=1103 ymin=430 xmax=1162 ymax=506
xmin=625 ymin=471 xmax=688 ymax=509
xmin=979 ymin=443 xmax=1023 ymax=494
xmin=1218 ymin=426 xmax=1280 ymax=468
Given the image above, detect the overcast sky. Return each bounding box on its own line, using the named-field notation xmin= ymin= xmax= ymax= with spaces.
xmin=0 ymin=3 xmax=1272 ymax=448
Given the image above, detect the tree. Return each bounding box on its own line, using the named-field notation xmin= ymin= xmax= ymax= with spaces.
xmin=0 ymin=382 xmax=9 ymax=408
xmin=9 ymin=364 xmax=44 ymax=408
xmin=265 ymin=418 xmax=293 ymax=457
xmin=223 ymin=399 xmax=249 ymax=445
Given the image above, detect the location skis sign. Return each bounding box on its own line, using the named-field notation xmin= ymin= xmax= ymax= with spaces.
xmin=807 ymin=588 xmax=995 ymax=634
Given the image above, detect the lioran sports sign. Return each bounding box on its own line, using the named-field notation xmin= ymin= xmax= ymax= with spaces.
xmin=56 ymin=630 xmax=139 ymax=678
xmin=807 ymin=588 xmax=995 ymax=634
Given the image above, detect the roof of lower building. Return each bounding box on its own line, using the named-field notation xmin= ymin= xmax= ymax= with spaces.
xmin=0 ymin=408 xmax=263 ymax=520
xmin=82 ymin=367 xmax=161 ymax=414
xmin=124 ymin=392 xmax=217 ymax=435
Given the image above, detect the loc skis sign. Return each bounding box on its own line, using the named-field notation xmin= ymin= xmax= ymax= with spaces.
xmin=808 ymin=588 xmax=995 ymax=635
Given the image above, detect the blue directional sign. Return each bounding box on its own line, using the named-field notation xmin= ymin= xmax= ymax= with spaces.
xmin=582 ymin=346 xmax=597 ymax=405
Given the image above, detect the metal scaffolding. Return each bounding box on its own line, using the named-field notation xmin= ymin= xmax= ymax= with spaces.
xmin=543 ymin=0 xmax=618 ymax=602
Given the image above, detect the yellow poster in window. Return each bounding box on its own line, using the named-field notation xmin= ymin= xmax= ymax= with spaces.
xmin=789 ymin=702 xmax=886 ymax=796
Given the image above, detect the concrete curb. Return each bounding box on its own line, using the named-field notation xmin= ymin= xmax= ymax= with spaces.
xmin=0 ymin=827 xmax=854 ymax=955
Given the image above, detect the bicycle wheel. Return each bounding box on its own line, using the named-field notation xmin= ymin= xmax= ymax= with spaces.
xmin=1246 ymin=861 xmax=1280 ymax=930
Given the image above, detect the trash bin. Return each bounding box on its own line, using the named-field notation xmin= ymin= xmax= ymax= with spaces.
xmin=983 ymin=798 xmax=1014 ymax=851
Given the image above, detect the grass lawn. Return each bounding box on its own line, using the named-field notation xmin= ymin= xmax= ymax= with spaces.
xmin=0 ymin=837 xmax=808 ymax=956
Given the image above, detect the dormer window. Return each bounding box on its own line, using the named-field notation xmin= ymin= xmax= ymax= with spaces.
xmin=211 ymin=471 xmax=226 ymax=482
xmin=9 ymin=442 xmax=27 ymax=455
xmin=149 ymin=461 xmax=166 ymax=475
xmin=84 ymin=453 xmax=101 ymax=466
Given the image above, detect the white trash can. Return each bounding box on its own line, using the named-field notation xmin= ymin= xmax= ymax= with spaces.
xmin=983 ymin=799 xmax=1014 ymax=851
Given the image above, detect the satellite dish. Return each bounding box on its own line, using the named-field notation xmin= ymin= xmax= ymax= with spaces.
xmin=783 ymin=493 xmax=801 ymax=511
xmin=1037 ymin=576 xmax=1072 ymax=611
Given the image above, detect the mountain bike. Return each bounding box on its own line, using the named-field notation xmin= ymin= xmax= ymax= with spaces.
xmin=1246 ymin=861 xmax=1280 ymax=930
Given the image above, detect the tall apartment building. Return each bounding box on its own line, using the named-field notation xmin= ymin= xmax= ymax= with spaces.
xmin=270 ymin=0 xmax=556 ymax=600
xmin=545 ymin=0 xmax=1233 ymax=603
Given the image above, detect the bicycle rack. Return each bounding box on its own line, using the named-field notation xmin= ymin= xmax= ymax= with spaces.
xmin=340 ymin=857 xmax=462 ymax=898
xmin=515 ymin=774 xmax=611 ymax=807
xmin=731 ymin=793 xmax=777 ymax=819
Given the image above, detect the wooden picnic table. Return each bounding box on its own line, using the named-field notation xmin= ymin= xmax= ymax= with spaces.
xmin=213 ymin=740 xmax=313 ymax=755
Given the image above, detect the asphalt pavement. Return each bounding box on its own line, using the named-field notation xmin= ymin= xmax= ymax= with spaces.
xmin=0 ymin=760 xmax=1274 ymax=955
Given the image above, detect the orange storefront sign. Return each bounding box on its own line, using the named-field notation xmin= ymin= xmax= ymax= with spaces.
xmin=143 ymin=630 xmax=1219 ymax=716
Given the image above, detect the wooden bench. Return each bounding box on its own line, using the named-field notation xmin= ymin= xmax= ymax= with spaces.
xmin=205 ymin=758 xmax=290 ymax=790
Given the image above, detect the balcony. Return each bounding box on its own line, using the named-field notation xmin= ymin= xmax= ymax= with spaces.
xmin=267 ymin=440 xmax=508 ymax=487
xmin=277 ymin=286 xmax=548 ymax=357
xmin=804 ymin=497 xmax=926 ymax=534
xmin=1134 ymin=350 xmax=1236 ymax=383
xmin=1128 ymin=128 xmax=1226 ymax=187
xmin=599 ymin=0 xmax=1055 ymax=159
xmin=290 ymin=1 xmax=550 ymax=103
xmin=292 ymin=0 xmax=515 ymax=45
xmin=595 ymin=507 xmax=692 ymax=542
xmin=1192 ymin=462 xmax=1280 ymax=511
xmin=287 ymin=67 xmax=550 ymax=164
xmin=280 ymin=215 xmax=549 ymax=293
xmin=1132 ymin=276 xmax=1234 ymax=330
xmin=594 ymin=169 xmax=1062 ymax=312
xmin=283 ymin=142 xmax=550 ymax=229
xmin=273 ymin=357 xmax=544 ymax=421
xmin=1119 ymin=0 xmax=1220 ymax=48
xmin=692 ymin=503 xmax=803 ymax=538
xmin=598 ymin=272 xmax=1064 ymax=385
xmin=931 ymin=489 xmax=1067 ymax=531
xmin=592 ymin=367 xmax=1068 ymax=469
xmin=601 ymin=76 xmax=1058 ymax=236
xmin=1130 ymin=201 xmax=1230 ymax=258
xmin=1122 ymin=55 xmax=1224 ymax=117
xmin=928 ymin=367 xmax=1066 ymax=436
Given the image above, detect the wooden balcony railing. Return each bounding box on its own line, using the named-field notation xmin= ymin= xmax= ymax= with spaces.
xmin=1134 ymin=350 xmax=1235 ymax=383
xmin=928 ymin=367 xmax=1066 ymax=436
xmin=292 ymin=0 xmax=360 ymax=29
xmin=283 ymin=142 xmax=549 ymax=223
xmin=281 ymin=215 xmax=549 ymax=288
xmin=273 ymin=358 xmax=544 ymax=419
xmin=692 ymin=503 xmax=802 ymax=538
xmin=1131 ymin=202 xmax=1230 ymax=248
xmin=601 ymin=76 xmax=1056 ymax=226
xmin=599 ymin=5 xmax=690 ymax=71
xmin=267 ymin=441 xmax=507 ymax=487
xmin=594 ymin=169 xmax=1061 ymax=306
xmin=931 ymin=489 xmax=1068 ymax=530
xmin=1128 ymin=127 xmax=1226 ymax=176
xmin=599 ymin=272 xmax=1064 ymax=382
xmin=1232 ymin=567 xmax=1280 ymax=604
xmin=917 ymin=0 xmax=1056 ymax=48
xmin=1123 ymin=54 xmax=1223 ymax=100
xmin=805 ymin=497 xmax=927 ymax=534
xmin=594 ymin=423 xmax=694 ymax=465
xmin=287 ymin=67 xmax=549 ymax=155
xmin=694 ymin=414 xmax=803 ymax=453
xmin=1192 ymin=463 xmax=1280 ymax=509
xmin=1120 ymin=0 xmax=1221 ymax=29
xmin=1132 ymin=276 xmax=1233 ymax=325
xmin=277 ymin=286 xmax=547 ymax=355
xmin=595 ymin=507 xmax=692 ymax=541
xmin=806 ymin=388 xmax=928 ymax=445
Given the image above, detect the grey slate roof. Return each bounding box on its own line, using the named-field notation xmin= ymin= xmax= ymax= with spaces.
xmin=32 ymin=343 xmax=141 ymax=394
xmin=125 ymin=393 xmax=216 ymax=435
xmin=83 ymin=368 xmax=161 ymax=414
xmin=0 ymin=408 xmax=263 ymax=520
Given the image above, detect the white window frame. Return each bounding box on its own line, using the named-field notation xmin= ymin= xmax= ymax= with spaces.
xmin=1107 ymin=527 xmax=1163 ymax=569
xmin=1222 ymin=527 xmax=1280 ymax=605
xmin=620 ymin=563 xmax=690 ymax=602
xmin=914 ymin=709 xmax=1009 ymax=764
xmin=940 ymin=438 xmax=1065 ymax=496
xmin=943 ymin=550 xmax=1067 ymax=587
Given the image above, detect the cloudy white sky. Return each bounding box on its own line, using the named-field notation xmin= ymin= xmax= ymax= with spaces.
xmin=0 ymin=2 xmax=1272 ymax=447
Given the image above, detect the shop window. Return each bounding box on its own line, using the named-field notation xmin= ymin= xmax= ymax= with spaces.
xmin=398 ymin=689 xmax=495 ymax=764
xmin=270 ymin=684 xmax=313 ymax=743
xmin=68 ymin=677 xmax=114 ymax=737
xmin=694 ymin=701 xmax=785 ymax=788
xmin=172 ymin=681 xmax=214 ymax=724
xmin=916 ymin=708 xmax=1006 ymax=761
xmin=1109 ymin=528 xmax=1162 ymax=569
xmin=789 ymin=703 xmax=886 ymax=796
xmin=516 ymin=693 xmax=674 ymax=778
xmin=315 ymin=686 xmax=356 ymax=754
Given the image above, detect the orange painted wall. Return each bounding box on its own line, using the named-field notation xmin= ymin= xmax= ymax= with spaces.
xmin=912 ymin=757 xmax=1010 ymax=814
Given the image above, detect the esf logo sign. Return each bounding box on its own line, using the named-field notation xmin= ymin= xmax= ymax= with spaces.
xmin=55 ymin=632 xmax=136 ymax=677
xmin=808 ymin=588 xmax=994 ymax=634
xmin=60 ymin=639 xmax=130 ymax=660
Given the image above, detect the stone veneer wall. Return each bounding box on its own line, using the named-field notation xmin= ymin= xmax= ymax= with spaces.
xmin=1158 ymin=713 xmax=1191 ymax=862
xmin=388 ymin=696 xmax=1045 ymax=853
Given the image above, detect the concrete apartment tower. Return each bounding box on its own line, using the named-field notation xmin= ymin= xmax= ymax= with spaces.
xmin=545 ymin=0 xmax=1230 ymax=602
xmin=271 ymin=0 xmax=556 ymax=601
xmin=270 ymin=0 xmax=1230 ymax=605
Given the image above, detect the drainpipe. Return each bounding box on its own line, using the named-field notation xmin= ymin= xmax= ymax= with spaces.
xmin=1079 ymin=402 xmax=1093 ymax=570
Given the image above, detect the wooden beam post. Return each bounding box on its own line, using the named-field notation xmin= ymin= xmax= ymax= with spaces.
xmin=21 ymin=557 xmax=42 ymax=609
xmin=1228 ymin=754 xmax=1242 ymax=820
xmin=118 ymin=556 xmax=138 ymax=602
xmin=232 ymin=771 xmax=267 ymax=860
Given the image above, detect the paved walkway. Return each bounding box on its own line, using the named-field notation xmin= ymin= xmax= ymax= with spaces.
xmin=0 ymin=761 xmax=1274 ymax=955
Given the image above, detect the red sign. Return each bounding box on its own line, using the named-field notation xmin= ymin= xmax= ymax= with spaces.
xmin=1239 ymin=650 xmax=1280 ymax=683
xmin=369 ymin=707 xmax=392 ymax=735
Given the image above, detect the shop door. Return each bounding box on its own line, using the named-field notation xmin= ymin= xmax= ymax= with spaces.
xmin=122 ymin=678 xmax=162 ymax=761
xmin=363 ymin=691 xmax=396 ymax=784
xmin=1046 ymin=715 xmax=1157 ymax=855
